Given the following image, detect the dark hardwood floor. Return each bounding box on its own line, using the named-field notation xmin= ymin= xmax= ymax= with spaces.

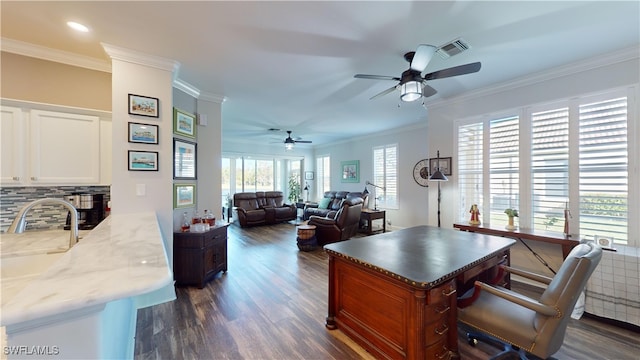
xmin=134 ymin=222 xmax=639 ymax=359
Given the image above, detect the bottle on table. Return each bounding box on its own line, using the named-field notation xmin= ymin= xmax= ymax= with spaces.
xmin=203 ymin=209 xmax=215 ymax=226
xmin=192 ymin=209 xmax=202 ymax=224
xmin=181 ymin=212 xmax=190 ymax=232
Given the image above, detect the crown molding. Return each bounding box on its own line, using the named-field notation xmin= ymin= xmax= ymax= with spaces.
xmin=101 ymin=43 xmax=180 ymax=75
xmin=199 ymin=91 xmax=226 ymax=103
xmin=1 ymin=37 xmax=111 ymax=73
xmin=427 ymin=45 xmax=640 ymax=111
xmin=173 ymin=78 xmax=200 ymax=98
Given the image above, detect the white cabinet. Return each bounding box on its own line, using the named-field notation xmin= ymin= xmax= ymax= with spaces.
xmin=1 ymin=106 xmax=25 ymax=184
xmin=1 ymin=106 xmax=101 ymax=186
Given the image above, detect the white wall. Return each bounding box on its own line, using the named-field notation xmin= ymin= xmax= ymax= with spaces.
xmin=105 ymin=45 xmax=177 ymax=260
xmin=313 ymin=123 xmax=430 ymax=229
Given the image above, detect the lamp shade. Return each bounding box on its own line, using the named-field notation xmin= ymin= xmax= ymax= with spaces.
xmin=429 ymin=169 xmax=448 ymax=181
xmin=400 ymin=81 xmax=423 ymax=102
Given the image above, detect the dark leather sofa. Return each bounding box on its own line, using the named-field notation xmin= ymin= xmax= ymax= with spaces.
xmin=303 ymin=191 xmax=368 ymax=220
xmin=307 ymin=197 xmax=364 ymax=245
xmin=232 ymin=191 xmax=297 ymax=227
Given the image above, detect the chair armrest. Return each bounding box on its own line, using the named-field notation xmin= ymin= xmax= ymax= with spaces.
xmin=233 ymin=207 xmax=248 ymax=214
xmin=501 ymin=265 xmax=553 ymax=285
xmin=305 ymin=203 xmax=319 ymax=209
xmin=308 ymin=216 xmax=336 ymax=226
xmin=475 ymin=281 xmax=559 ymax=317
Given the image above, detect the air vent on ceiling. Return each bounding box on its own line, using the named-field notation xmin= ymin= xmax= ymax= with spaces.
xmin=436 ymin=38 xmax=470 ymax=59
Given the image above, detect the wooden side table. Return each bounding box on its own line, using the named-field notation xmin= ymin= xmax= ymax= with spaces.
xmin=296 ymin=224 xmax=317 ymax=251
xmin=360 ymin=209 xmax=386 ymax=235
xmin=173 ymin=224 xmax=228 ymax=288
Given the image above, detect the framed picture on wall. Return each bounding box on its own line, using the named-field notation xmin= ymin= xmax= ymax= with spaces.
xmin=174 ymin=184 xmax=196 ymax=209
xmin=128 ymin=122 xmax=159 ymax=144
xmin=173 ymin=107 xmax=197 ymax=139
xmin=128 ymin=94 xmax=159 ymax=118
xmin=341 ymin=160 xmax=359 ymax=183
xmin=173 ymin=138 xmax=197 ymax=180
xmin=305 ymin=171 xmax=314 ymax=180
xmin=429 ymin=157 xmax=452 ymax=176
xmin=128 ymin=150 xmax=158 ymax=171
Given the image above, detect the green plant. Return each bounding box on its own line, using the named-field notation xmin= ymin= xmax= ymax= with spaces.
xmin=288 ymin=174 xmax=301 ymax=203
xmin=504 ymin=208 xmax=519 ymax=217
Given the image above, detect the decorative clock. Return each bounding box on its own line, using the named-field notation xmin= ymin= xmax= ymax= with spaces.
xmin=413 ymin=159 xmax=430 ymax=187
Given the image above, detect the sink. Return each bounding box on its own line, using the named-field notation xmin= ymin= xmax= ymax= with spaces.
xmin=1 ymin=252 xmax=65 ymax=305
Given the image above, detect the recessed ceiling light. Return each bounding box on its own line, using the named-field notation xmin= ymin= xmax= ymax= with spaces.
xmin=67 ymin=21 xmax=89 ymax=33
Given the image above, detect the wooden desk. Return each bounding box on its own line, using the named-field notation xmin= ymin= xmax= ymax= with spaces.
xmin=453 ymin=223 xmax=580 ymax=259
xmin=324 ymin=226 xmax=515 ymax=360
xmin=360 ymin=209 xmax=386 ymax=234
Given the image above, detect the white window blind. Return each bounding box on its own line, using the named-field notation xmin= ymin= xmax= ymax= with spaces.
xmin=489 ymin=116 xmax=519 ymax=227
xmin=579 ymin=97 xmax=628 ymax=244
xmin=316 ymin=155 xmax=330 ymax=198
xmin=457 ymin=122 xmax=484 ymax=222
xmin=531 ymin=108 xmax=569 ymax=232
xmin=373 ymin=145 xmax=398 ymax=208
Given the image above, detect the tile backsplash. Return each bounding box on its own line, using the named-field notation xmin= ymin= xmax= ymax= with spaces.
xmin=0 ymin=186 xmax=111 ymax=232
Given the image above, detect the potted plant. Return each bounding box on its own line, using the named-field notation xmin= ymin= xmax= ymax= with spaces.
xmin=288 ymin=174 xmax=301 ymax=204
xmin=504 ymin=208 xmax=518 ymax=230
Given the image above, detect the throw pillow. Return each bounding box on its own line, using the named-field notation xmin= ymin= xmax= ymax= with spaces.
xmin=318 ymin=197 xmax=331 ymax=209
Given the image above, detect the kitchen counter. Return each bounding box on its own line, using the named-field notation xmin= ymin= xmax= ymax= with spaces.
xmin=0 ymin=212 xmax=174 ymax=359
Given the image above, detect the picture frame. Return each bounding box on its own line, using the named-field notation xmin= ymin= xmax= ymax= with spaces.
xmin=173 ymin=138 xmax=197 ymax=180
xmin=341 ymin=160 xmax=360 ymax=183
xmin=305 ymin=171 xmax=314 ymax=180
xmin=128 ymin=150 xmax=158 ymax=171
xmin=173 ymin=107 xmax=197 ymax=139
xmin=128 ymin=94 xmax=159 ymax=118
xmin=429 ymin=157 xmax=452 ymax=176
xmin=128 ymin=122 xmax=159 ymax=144
xmin=174 ymin=184 xmax=196 ymax=209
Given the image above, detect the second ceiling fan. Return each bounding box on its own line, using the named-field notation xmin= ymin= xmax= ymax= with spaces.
xmin=354 ymin=44 xmax=481 ymax=102
xmin=283 ymin=130 xmax=311 ymax=150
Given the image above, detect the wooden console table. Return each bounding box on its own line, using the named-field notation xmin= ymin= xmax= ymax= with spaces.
xmin=453 ymin=223 xmax=580 ymax=260
xmin=324 ymin=226 xmax=515 ymax=360
xmin=360 ymin=209 xmax=386 ymax=234
xmin=173 ymin=224 xmax=228 ymax=288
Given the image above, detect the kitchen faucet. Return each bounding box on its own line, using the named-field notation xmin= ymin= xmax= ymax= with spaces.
xmin=7 ymin=198 xmax=79 ymax=249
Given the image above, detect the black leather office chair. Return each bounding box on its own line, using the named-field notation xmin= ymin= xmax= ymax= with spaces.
xmin=457 ymin=242 xmax=602 ymax=360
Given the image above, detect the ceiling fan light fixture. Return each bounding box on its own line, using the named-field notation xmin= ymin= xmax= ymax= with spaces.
xmin=284 ymin=137 xmax=295 ymax=151
xmin=400 ymin=81 xmax=422 ymax=102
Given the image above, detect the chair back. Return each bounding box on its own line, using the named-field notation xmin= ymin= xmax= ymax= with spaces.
xmin=534 ymin=242 xmax=602 ymax=357
xmin=335 ymin=197 xmax=363 ymax=239
xmin=233 ymin=192 xmax=259 ymax=210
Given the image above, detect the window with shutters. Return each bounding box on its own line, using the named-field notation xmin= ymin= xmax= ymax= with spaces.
xmin=373 ymin=144 xmax=398 ymax=209
xmin=531 ymin=107 xmax=569 ymax=232
xmin=457 ymin=123 xmax=484 ymax=222
xmin=456 ymin=88 xmax=632 ymax=246
xmin=579 ymin=96 xmax=628 ymax=244
xmin=489 ymin=116 xmax=520 ymax=227
xmin=316 ymin=155 xmax=330 ymax=198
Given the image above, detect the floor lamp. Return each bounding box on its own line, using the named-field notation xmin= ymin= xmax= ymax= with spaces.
xmin=304 ymin=182 xmax=310 ymax=202
xmin=365 ymin=181 xmax=385 ymax=211
xmin=429 ymin=150 xmax=448 ymax=227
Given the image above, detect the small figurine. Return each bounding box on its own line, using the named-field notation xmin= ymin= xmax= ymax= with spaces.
xmin=469 ymin=204 xmax=480 ymax=225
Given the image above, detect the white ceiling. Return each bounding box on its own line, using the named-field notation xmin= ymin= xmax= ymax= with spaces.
xmin=2 ymin=1 xmax=639 ymax=147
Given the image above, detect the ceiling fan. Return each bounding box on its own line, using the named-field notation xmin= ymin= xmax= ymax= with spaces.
xmin=283 ymin=130 xmax=311 ymax=150
xmin=354 ymin=44 xmax=481 ymax=102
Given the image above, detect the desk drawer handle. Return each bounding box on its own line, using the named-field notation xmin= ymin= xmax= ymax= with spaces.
xmin=436 ymin=346 xmax=450 ymax=360
xmin=435 ymin=305 xmax=450 ymax=314
xmin=434 ymin=324 xmax=448 ymax=335
xmin=442 ymin=288 xmax=456 ymax=297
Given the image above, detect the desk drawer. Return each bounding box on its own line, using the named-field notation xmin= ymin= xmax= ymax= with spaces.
xmin=425 ymin=337 xmax=452 ymax=360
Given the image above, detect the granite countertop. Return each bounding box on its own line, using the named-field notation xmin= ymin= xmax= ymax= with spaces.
xmin=0 ymin=212 xmax=173 ymax=326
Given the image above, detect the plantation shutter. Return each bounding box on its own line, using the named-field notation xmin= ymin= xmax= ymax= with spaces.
xmin=579 ymin=96 xmax=628 ymax=244
xmin=531 ymin=107 xmax=569 ymax=232
xmin=489 ymin=116 xmax=519 ymax=226
xmin=457 ymin=122 xmax=484 ymax=222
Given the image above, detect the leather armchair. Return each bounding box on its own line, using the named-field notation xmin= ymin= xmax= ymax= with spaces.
xmin=457 ymin=242 xmax=602 ymax=360
xmin=308 ymin=197 xmax=363 ymax=246
xmin=232 ymin=192 xmax=266 ymax=227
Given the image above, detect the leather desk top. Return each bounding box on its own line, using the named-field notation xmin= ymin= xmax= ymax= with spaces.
xmin=324 ymin=225 xmax=515 ymax=288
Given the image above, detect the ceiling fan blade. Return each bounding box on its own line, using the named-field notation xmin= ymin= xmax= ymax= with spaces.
xmin=369 ymin=85 xmax=398 ymax=100
xmin=423 ymin=62 xmax=481 ymax=81
xmin=422 ymin=84 xmax=438 ymax=98
xmin=294 ymin=140 xmax=312 ymax=143
xmin=410 ymin=44 xmax=437 ymax=72
xmin=354 ymin=74 xmax=400 ymax=81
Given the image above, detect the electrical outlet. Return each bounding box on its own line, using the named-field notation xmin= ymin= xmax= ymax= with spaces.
xmin=387 ymin=220 xmax=392 ymax=226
